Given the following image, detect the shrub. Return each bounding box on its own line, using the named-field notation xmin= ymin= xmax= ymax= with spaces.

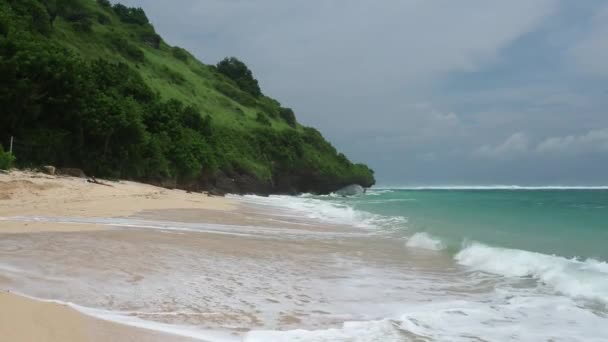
xmin=279 ymin=107 xmax=297 ymax=127
xmin=0 ymin=146 xmax=15 ymax=170
xmin=106 ymin=33 xmax=144 ymax=62
xmin=140 ymin=28 xmax=161 ymax=48
xmin=97 ymin=12 xmax=110 ymax=25
xmin=216 ymin=57 xmax=262 ymax=97
xmin=214 ymin=81 xmax=257 ymax=107
xmin=112 ymin=4 xmax=149 ymax=25
xmin=256 ymin=112 xmax=271 ymax=126
xmin=97 ymin=0 xmax=111 ymax=8
xmin=72 ymin=17 xmax=92 ymax=32
xmin=20 ymin=0 xmax=52 ymax=35
xmin=172 ymin=46 xmax=188 ymax=62
xmin=65 ymin=10 xmax=88 ymax=22
xmin=159 ymin=65 xmax=185 ymax=85
xmin=256 ymin=97 xmax=280 ymax=119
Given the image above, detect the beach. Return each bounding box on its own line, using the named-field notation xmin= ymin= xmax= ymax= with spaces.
xmin=1 ymin=171 xmax=608 ymax=341
xmin=0 ymin=171 xmax=238 ymax=341
xmin=0 ymin=171 xmax=413 ymax=341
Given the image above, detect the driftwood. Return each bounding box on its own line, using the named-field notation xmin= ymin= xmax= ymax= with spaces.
xmin=87 ymin=177 xmax=113 ymax=187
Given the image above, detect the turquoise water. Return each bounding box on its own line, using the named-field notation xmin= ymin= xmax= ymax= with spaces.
xmin=329 ymin=189 xmax=608 ymax=260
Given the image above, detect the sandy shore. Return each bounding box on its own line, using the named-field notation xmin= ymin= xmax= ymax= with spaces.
xmin=0 ymin=170 xmax=234 ymax=233
xmin=0 ymin=292 xmax=198 ymax=342
xmin=0 ymin=170 xmax=235 ymax=341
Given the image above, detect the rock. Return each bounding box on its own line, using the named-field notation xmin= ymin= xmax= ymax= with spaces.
xmin=214 ymin=172 xmax=239 ymax=194
xmin=207 ymin=188 xmax=226 ymax=197
xmin=41 ymin=165 xmax=56 ymax=175
xmin=57 ymin=168 xmax=86 ymax=178
xmin=335 ymin=184 xmax=365 ymax=197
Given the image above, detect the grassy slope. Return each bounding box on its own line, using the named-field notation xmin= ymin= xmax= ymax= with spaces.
xmin=28 ymin=0 xmax=376 ymax=190
xmin=50 ymin=1 xmax=318 ymax=181
xmin=50 ymin=1 xmax=291 ymax=130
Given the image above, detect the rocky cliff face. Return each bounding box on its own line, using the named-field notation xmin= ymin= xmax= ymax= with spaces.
xmin=175 ymin=169 xmax=373 ymax=196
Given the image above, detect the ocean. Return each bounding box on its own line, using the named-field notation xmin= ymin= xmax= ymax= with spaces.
xmin=1 ymin=188 xmax=608 ymax=341
xmin=238 ymin=188 xmax=608 ymax=340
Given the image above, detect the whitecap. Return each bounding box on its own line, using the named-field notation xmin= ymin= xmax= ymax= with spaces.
xmin=455 ymin=242 xmax=608 ymax=304
xmin=405 ymin=232 xmax=444 ymax=251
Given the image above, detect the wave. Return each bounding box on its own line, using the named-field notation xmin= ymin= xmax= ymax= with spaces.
xmin=456 ymin=242 xmax=608 ymax=304
xmin=377 ymin=185 xmax=608 ymax=190
xmin=365 ymin=189 xmax=394 ymax=196
xmin=234 ymin=194 xmax=407 ymax=230
xmin=245 ymin=320 xmax=405 ymax=342
xmin=245 ymin=295 xmax=608 ymax=342
xmin=405 ymin=232 xmax=444 ymax=251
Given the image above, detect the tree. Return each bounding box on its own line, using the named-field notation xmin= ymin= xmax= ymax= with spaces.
xmin=279 ymin=107 xmax=297 ymax=128
xmin=216 ymin=57 xmax=262 ymax=97
xmin=112 ymin=4 xmax=149 ymax=25
xmin=97 ymin=0 xmax=111 ymax=8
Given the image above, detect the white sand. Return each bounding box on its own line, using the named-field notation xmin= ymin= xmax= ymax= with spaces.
xmin=0 ymin=170 xmax=235 ymax=341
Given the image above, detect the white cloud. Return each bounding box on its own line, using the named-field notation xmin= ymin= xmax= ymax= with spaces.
xmin=109 ymin=0 xmax=608 ymax=183
xmin=536 ymin=128 xmax=608 ymax=154
xmin=474 ymin=128 xmax=608 ymax=160
xmin=474 ymin=132 xmax=529 ymax=159
xmin=119 ymin=0 xmax=558 ymax=95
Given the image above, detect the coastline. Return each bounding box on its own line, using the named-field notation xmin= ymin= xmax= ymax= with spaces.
xmin=0 ymin=170 xmax=381 ymax=341
xmin=3 ymin=170 xmax=606 ymax=341
xmin=0 ymin=170 xmax=238 ymax=341
xmin=0 ymin=291 xmax=200 ymax=342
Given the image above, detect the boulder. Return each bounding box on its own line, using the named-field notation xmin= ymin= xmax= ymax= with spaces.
xmin=207 ymin=188 xmax=226 ymax=197
xmin=41 ymin=165 xmax=56 ymax=175
xmin=214 ymin=173 xmax=239 ymax=194
xmin=57 ymin=168 xmax=86 ymax=178
xmin=335 ymin=184 xmax=365 ymax=197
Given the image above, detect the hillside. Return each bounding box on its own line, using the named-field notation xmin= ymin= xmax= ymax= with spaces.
xmin=0 ymin=0 xmax=375 ymax=194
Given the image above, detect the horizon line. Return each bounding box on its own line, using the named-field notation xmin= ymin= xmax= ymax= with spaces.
xmin=373 ymin=185 xmax=608 ymax=190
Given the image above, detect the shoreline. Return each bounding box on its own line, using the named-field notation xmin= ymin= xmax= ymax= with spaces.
xmin=0 ymin=291 xmax=203 ymax=342
xmin=0 ymin=169 xmax=376 ymax=341
xmin=0 ymin=170 xmax=240 ymax=341
xmin=2 ymin=170 xmax=608 ymax=341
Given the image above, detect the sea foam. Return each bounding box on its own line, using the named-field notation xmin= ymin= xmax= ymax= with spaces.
xmin=405 ymin=232 xmax=444 ymax=251
xmin=245 ymin=294 xmax=608 ymax=342
xmin=456 ymin=242 xmax=608 ymax=304
xmin=235 ymin=194 xmax=407 ymax=230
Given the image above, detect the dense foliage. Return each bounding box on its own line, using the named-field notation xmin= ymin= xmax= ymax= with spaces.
xmin=216 ymin=57 xmax=262 ymax=98
xmin=0 ymin=0 xmax=375 ymax=193
xmin=0 ymin=146 xmax=14 ymax=170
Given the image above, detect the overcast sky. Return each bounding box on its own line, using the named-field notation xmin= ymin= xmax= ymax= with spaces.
xmin=117 ymin=0 xmax=608 ymax=185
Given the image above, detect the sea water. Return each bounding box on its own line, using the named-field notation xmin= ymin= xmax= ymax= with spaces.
xmin=1 ymin=188 xmax=608 ymax=341
xmin=237 ymin=188 xmax=608 ymax=341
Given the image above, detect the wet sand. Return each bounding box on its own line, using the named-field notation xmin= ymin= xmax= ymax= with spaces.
xmin=0 ymin=292 xmax=197 ymax=342
xmin=0 ymin=170 xmax=237 ymax=341
xmin=0 ymin=170 xmax=456 ymax=341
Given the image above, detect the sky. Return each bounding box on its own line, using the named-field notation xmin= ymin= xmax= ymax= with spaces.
xmin=116 ymin=0 xmax=608 ymax=185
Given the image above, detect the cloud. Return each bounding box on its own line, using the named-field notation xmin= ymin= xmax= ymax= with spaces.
xmin=474 ymin=132 xmax=529 ymax=159
xmin=118 ymin=0 xmax=558 ymax=94
xmin=474 ymin=128 xmax=608 ymax=160
xmin=536 ymin=128 xmax=608 ymax=154
xmin=568 ymin=4 xmax=608 ymax=77
xmin=112 ymin=0 xmax=608 ymax=184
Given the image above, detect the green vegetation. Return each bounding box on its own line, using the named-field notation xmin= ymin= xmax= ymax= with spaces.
xmin=216 ymin=57 xmax=262 ymax=98
xmin=0 ymin=0 xmax=374 ymax=193
xmin=0 ymin=146 xmax=15 ymax=170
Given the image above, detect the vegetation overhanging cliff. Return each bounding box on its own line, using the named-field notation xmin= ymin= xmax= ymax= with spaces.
xmin=0 ymin=0 xmax=375 ymax=194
